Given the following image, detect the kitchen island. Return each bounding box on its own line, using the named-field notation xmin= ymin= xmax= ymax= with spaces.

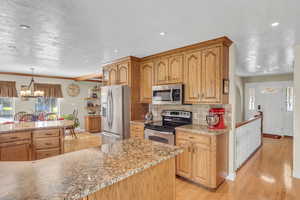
xmin=0 ymin=138 xmax=182 ymax=200
xmin=0 ymin=120 xmax=74 ymax=161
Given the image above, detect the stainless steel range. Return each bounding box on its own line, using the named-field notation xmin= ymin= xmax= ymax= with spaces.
xmin=144 ymin=110 xmax=192 ymax=145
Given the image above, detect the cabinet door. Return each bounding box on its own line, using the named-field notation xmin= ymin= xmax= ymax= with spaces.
xmin=107 ymin=65 xmax=118 ymax=85
xmin=176 ymin=138 xmax=192 ymax=178
xmin=168 ymin=55 xmax=183 ymax=83
xmin=140 ymin=62 xmax=154 ymax=103
xmin=0 ymin=141 xmax=31 ymax=161
xmin=118 ymin=62 xmax=129 ymax=85
xmin=201 ymin=47 xmax=221 ymax=103
xmin=184 ymin=51 xmax=201 ymax=104
xmin=192 ymin=142 xmax=211 ymax=185
xmin=154 ymin=58 xmax=169 ymax=85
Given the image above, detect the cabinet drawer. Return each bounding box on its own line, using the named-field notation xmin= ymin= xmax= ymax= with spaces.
xmin=177 ymin=131 xmax=211 ymax=145
xmin=36 ymin=148 xmax=60 ymax=160
xmin=33 ymin=129 xmax=60 ymax=138
xmin=34 ymin=137 xmax=60 ymax=149
xmin=0 ymin=132 xmax=31 ymax=143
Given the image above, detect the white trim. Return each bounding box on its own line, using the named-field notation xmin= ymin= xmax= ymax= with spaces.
xmin=226 ymin=172 xmax=236 ymax=181
xmin=293 ymin=170 xmax=300 ymax=179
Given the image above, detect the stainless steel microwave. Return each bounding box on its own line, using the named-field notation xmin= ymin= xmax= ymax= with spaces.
xmin=152 ymin=84 xmax=183 ymax=105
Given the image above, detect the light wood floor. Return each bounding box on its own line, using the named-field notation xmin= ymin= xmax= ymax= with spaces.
xmin=176 ymin=137 xmax=300 ymax=200
xmin=63 ymin=134 xmax=300 ymax=200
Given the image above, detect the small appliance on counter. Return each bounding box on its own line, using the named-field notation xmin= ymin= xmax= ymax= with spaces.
xmin=144 ymin=110 xmax=192 ymax=145
xmin=206 ymin=108 xmax=227 ymax=129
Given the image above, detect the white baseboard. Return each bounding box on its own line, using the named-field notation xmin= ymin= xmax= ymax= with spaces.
xmin=293 ymin=170 xmax=300 ymax=179
xmin=226 ymin=172 xmax=236 ymax=181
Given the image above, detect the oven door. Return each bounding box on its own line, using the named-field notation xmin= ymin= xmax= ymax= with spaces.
xmin=152 ymin=84 xmax=182 ymax=105
xmin=144 ymin=129 xmax=175 ymax=145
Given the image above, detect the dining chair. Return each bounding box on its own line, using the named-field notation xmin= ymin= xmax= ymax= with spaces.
xmin=14 ymin=112 xmax=28 ymax=121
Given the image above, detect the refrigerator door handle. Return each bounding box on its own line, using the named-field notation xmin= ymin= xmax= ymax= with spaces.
xmin=107 ymin=89 xmax=112 ymax=128
xmin=110 ymin=89 xmax=114 ymax=128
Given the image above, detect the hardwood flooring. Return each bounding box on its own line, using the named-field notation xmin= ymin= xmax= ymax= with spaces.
xmin=64 ymin=132 xmax=102 ymax=153
xmin=176 ymin=137 xmax=300 ymax=200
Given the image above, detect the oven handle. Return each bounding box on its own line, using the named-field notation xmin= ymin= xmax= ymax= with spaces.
xmin=145 ymin=129 xmax=173 ymax=135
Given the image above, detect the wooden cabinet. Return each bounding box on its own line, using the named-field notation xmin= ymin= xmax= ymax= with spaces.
xmin=154 ymin=55 xmax=183 ymax=85
xmin=0 ymin=131 xmax=32 ymax=161
xmin=130 ymin=122 xmax=144 ymax=138
xmin=0 ymin=129 xmax=64 ymax=161
xmin=0 ymin=140 xmax=31 ymax=161
xmin=140 ymin=61 xmax=154 ymax=103
xmin=168 ymin=55 xmax=183 ymax=83
xmin=85 ymin=115 xmax=101 ymax=133
xmin=155 ymin=58 xmax=169 ymax=85
xmin=32 ymin=129 xmax=62 ymax=160
xmin=175 ymin=130 xmax=228 ymax=189
xmin=176 ymin=138 xmax=192 ymax=178
xmin=106 ymin=65 xmax=118 ymax=85
xmin=117 ymin=62 xmax=129 ymax=85
xmin=201 ymin=47 xmax=221 ymax=103
xmin=102 ymin=57 xmax=148 ymax=120
xmin=184 ymin=50 xmax=202 ymax=104
xmin=184 ymin=46 xmax=226 ymax=104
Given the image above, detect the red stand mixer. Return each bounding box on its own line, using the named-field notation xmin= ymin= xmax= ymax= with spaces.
xmin=206 ymin=108 xmax=226 ymax=129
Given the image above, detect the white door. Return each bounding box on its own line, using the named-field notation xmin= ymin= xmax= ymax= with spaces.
xmin=245 ymin=81 xmax=294 ymax=136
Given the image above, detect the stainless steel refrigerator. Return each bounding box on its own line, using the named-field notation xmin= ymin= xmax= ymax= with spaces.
xmin=100 ymin=85 xmax=130 ymax=144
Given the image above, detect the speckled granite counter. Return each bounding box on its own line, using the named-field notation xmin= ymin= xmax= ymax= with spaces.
xmin=176 ymin=124 xmax=229 ymax=135
xmin=0 ymin=138 xmax=182 ymax=200
xmin=0 ymin=120 xmax=74 ymax=134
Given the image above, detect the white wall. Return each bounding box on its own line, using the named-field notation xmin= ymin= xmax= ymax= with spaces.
xmin=235 ymin=76 xmax=244 ymax=123
xmin=293 ymin=45 xmax=300 ymax=178
xmin=0 ymin=74 xmax=98 ymax=129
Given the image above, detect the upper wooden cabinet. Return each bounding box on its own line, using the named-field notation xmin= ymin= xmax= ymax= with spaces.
xmin=117 ymin=62 xmax=129 ymax=85
xmin=184 ymin=45 xmax=228 ymax=104
xmin=155 ymin=58 xmax=169 ymax=85
xmin=140 ymin=61 xmax=154 ymax=103
xmin=168 ymin=55 xmax=183 ymax=83
xmin=105 ymin=65 xmax=118 ymax=85
xmin=201 ymin=47 xmax=221 ymax=103
xmin=184 ymin=50 xmax=202 ymax=104
xmin=154 ymin=55 xmax=183 ymax=85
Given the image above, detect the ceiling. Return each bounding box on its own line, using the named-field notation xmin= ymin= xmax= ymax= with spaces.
xmin=0 ymin=0 xmax=299 ymax=77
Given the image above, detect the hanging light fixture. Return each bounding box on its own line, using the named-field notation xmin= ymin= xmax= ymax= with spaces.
xmin=20 ymin=68 xmax=44 ymax=98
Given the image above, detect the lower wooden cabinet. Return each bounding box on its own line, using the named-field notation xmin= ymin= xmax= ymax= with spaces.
xmin=175 ymin=130 xmax=228 ymax=189
xmin=130 ymin=122 xmax=144 ymax=139
xmin=0 ymin=140 xmax=31 ymax=161
xmin=85 ymin=115 xmax=101 ymax=133
xmin=0 ymin=129 xmax=63 ymax=161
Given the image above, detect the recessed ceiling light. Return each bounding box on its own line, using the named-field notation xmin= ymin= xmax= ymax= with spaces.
xmin=114 ymin=49 xmax=118 ymax=53
xmin=271 ymin=22 xmax=279 ymax=27
xmin=19 ymin=24 xmax=31 ymax=29
xmin=159 ymin=32 xmax=166 ymax=36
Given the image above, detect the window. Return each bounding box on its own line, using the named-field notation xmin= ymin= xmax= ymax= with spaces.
xmin=248 ymin=88 xmax=255 ymax=110
xmin=0 ymin=98 xmax=14 ymax=122
xmin=35 ymin=98 xmax=60 ymax=114
xmin=286 ymin=87 xmax=294 ymax=112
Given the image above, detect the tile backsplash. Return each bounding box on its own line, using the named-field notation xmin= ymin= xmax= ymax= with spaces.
xmin=149 ymin=104 xmax=232 ymax=128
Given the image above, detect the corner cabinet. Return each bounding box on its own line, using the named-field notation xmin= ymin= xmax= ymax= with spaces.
xmin=175 ymin=130 xmax=228 ymax=189
xmin=140 ymin=61 xmax=154 ymax=103
xmin=102 ymin=56 xmax=149 ymax=120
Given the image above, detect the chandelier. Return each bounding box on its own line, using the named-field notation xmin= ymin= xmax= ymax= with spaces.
xmin=20 ymin=68 xmax=44 ymax=98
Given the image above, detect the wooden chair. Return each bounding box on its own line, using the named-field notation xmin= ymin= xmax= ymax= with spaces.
xmin=14 ymin=112 xmax=27 ymax=121
xmin=19 ymin=114 xmax=35 ymax=122
xmin=65 ymin=110 xmax=79 ymax=138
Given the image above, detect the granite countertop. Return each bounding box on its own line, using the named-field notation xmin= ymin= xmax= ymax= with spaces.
xmin=0 ymin=120 xmax=74 ymax=134
xmin=0 ymin=138 xmax=182 ymax=200
xmin=176 ymin=124 xmax=229 ymax=136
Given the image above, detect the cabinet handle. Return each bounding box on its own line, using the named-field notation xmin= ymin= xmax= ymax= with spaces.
xmin=9 ymin=136 xmax=19 ymax=140
xmin=45 ymin=142 xmax=52 ymax=146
